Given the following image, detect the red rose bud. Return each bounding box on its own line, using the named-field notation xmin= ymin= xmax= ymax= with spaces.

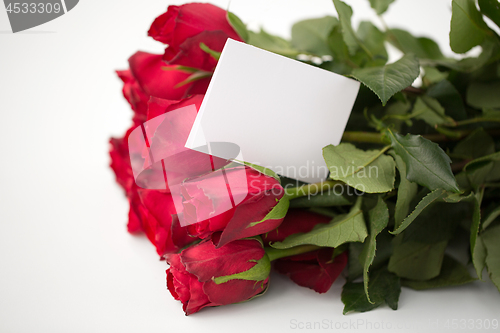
xmin=165 ymin=235 xmax=270 ymax=315
xmin=182 ymin=166 xmax=288 ymax=248
xmin=128 ymin=97 xmax=232 ymax=192
xmin=109 ymin=127 xmax=148 ymax=234
xmin=110 ymin=129 xmax=196 ymax=250
xmin=148 ymin=3 xmax=243 ymax=70
xmin=109 ymin=127 xmax=136 ymax=195
xmin=166 ymin=30 xmax=230 ymax=72
xmin=126 ymin=96 xmax=288 ymax=247
xmin=263 ymin=209 xmax=347 ymax=293
xmin=146 ymin=94 xmax=203 ymax=121
xmin=116 ymin=70 xmax=150 ymax=125
xmin=115 ymin=51 xmax=209 ymax=120
xmin=137 ymin=189 xmax=195 ymax=256
xmin=262 ymin=208 xmax=331 ymax=245
xmin=274 ymin=249 xmax=347 ymax=294
xmin=128 ymin=51 xmax=192 ymax=101
xmin=109 ymin=95 xmax=206 ymax=241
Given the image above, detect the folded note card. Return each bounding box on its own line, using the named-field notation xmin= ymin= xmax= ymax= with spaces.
xmin=186 ymin=39 xmax=360 ymax=183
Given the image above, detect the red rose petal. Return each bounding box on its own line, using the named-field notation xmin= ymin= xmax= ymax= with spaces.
xmin=263 ymin=209 xmax=331 ymax=244
xmin=180 ymin=238 xmax=264 ymax=282
xmin=128 ymin=51 xmax=191 ymax=101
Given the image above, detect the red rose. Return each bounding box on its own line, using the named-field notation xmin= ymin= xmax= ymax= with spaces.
xmin=127 ymin=51 xmax=197 ymax=100
xmin=182 ymin=166 xmax=286 ymax=248
xmin=146 ymin=94 xmax=203 ymax=121
xmin=125 ymin=95 xmax=287 ymax=249
xmin=110 ymin=95 xmax=206 ymax=245
xmin=116 ymin=70 xmax=149 ymax=125
xmin=110 ymin=131 xmax=195 ymax=250
xmin=263 ymin=209 xmax=347 ymax=293
xmin=262 ymin=208 xmax=331 ymax=244
xmin=274 ymin=249 xmax=347 ymax=294
xmin=128 ymin=95 xmax=232 ymax=192
xmin=109 ymin=127 xmax=145 ymax=233
xmin=109 ymin=127 xmax=136 ymax=195
xmin=165 ymin=235 xmax=270 ymax=315
xmin=115 ymin=51 xmax=210 ymax=130
xmin=166 ymin=30 xmax=231 ymax=71
xmin=137 ymin=189 xmax=195 ymax=256
xmin=148 ymin=3 xmax=243 ymax=71
xmin=111 ymin=95 xmax=209 ymax=253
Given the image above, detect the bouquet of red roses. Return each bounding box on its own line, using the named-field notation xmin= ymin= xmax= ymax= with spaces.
xmin=110 ymin=1 xmax=500 ymax=315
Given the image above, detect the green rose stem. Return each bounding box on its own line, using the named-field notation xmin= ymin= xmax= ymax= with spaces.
xmin=283 ymin=180 xmax=340 ymax=201
xmin=265 ymin=244 xmax=321 ymax=261
xmin=342 ymin=129 xmax=500 ymax=144
xmin=446 ymin=118 xmax=500 ymax=126
xmin=341 ymin=131 xmax=388 ymax=144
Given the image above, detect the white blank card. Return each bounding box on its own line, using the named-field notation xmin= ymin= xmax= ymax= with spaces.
xmin=186 ymin=39 xmax=360 ymax=183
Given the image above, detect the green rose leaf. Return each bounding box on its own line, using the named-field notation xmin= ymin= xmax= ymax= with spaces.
xmin=342 ymin=267 xmax=400 ymax=314
xmin=350 ymin=53 xmax=420 ymax=106
xmin=402 ymin=255 xmax=476 ymax=290
xmin=464 ymin=152 xmax=500 ymax=189
xmin=423 ymin=67 xmax=449 ymax=85
xmin=332 ymin=0 xmax=361 ymax=55
xmin=242 ymin=161 xmax=281 ymax=183
xmin=391 ymin=153 xmax=418 ymax=229
xmin=478 ymin=0 xmax=500 ymax=28
xmin=467 ymin=81 xmax=500 ymax=109
xmin=291 ymin=16 xmax=338 ymax=56
xmin=383 ymin=100 xmax=412 ymax=132
xmin=368 ymin=0 xmax=395 ymax=15
xmin=450 ymin=0 xmax=493 ymax=54
xmin=325 ymin=24 xmax=352 ymax=75
xmin=248 ymin=196 xmax=290 ymax=228
xmin=455 ymin=39 xmax=500 ymax=72
xmin=323 ymin=143 xmax=395 ymax=193
xmin=403 ymin=201 xmax=469 ymax=244
xmin=421 ymin=39 xmax=498 ymax=73
xmin=453 ymin=128 xmax=495 ymax=160
xmin=325 ymin=20 xmax=388 ymax=72
xmin=247 ymin=29 xmax=300 ymax=58
xmin=173 ymin=70 xmax=212 ymax=88
xmin=355 ymin=21 xmax=389 ymax=66
xmin=482 ymin=224 xmax=500 ymax=292
xmin=199 ymin=42 xmax=221 ymax=60
xmin=483 ymin=205 xmax=500 ymax=231
xmin=391 ymin=189 xmax=448 ymax=235
xmin=387 ymin=131 xmax=460 ymax=193
xmin=359 ymin=196 xmax=389 ymax=303
xmin=289 ymin=188 xmax=353 ymax=208
xmin=348 ymin=231 xmax=393 ymax=281
xmin=271 ymin=197 xmax=367 ymax=249
xmin=347 ymin=242 xmax=364 ymax=281
xmin=227 ymin=11 xmax=249 ymax=42
xmin=388 ymin=235 xmax=448 ymax=280
xmin=389 ymin=29 xmax=444 ymax=60
xmin=427 ymin=80 xmax=467 ymax=120
xmin=214 ymin=254 xmax=271 ymax=284
xmin=411 ymin=96 xmax=454 ymax=127
xmin=471 ymin=192 xmax=486 ymax=279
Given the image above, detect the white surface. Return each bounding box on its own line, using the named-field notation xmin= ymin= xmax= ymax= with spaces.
xmin=186 ymin=39 xmax=359 ymax=183
xmin=0 ymin=0 xmax=499 ymax=332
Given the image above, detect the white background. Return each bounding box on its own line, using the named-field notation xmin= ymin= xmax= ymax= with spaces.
xmin=0 ymin=0 xmax=499 ymax=332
